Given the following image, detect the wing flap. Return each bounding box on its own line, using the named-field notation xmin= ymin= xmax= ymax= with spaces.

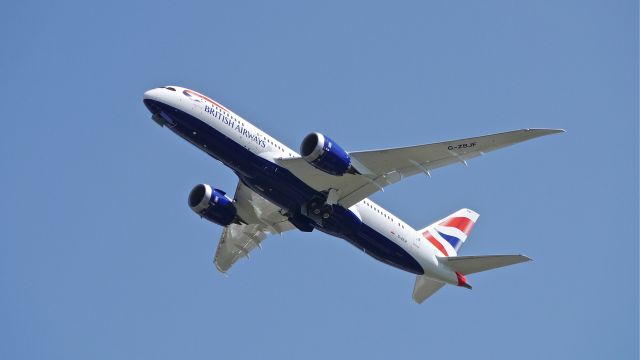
xmin=214 ymin=223 xmax=269 ymax=272
xmin=213 ymin=181 xmax=295 ymax=273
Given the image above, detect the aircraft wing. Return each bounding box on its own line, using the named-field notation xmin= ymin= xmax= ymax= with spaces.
xmin=214 ymin=181 xmax=295 ymax=273
xmin=276 ymin=129 xmax=563 ymax=208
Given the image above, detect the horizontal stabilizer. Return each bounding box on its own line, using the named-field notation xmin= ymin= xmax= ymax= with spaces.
xmin=440 ymin=254 xmax=531 ymax=275
xmin=412 ymin=276 xmax=445 ymax=304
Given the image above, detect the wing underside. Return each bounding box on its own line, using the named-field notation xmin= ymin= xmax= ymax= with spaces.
xmin=214 ymin=181 xmax=294 ymax=273
xmin=276 ymin=129 xmax=563 ymax=208
xmin=439 ymin=254 xmax=531 ymax=275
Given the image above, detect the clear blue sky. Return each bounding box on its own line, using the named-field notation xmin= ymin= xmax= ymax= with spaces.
xmin=1 ymin=1 xmax=637 ymax=359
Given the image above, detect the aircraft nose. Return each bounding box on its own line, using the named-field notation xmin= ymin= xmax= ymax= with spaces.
xmin=143 ymin=88 xmax=165 ymax=115
xmin=143 ymin=88 xmax=162 ymax=101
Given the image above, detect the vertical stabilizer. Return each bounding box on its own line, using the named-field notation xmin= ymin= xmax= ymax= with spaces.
xmin=419 ymin=208 xmax=479 ymax=256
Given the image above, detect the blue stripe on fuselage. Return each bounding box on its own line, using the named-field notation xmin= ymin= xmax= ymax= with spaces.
xmin=143 ymin=99 xmax=424 ymax=275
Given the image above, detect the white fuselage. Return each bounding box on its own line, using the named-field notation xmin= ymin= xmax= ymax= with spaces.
xmin=143 ymin=86 xmax=460 ymax=286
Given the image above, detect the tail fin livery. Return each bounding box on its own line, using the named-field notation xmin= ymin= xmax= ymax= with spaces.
xmin=419 ymin=208 xmax=479 ymax=256
xmin=412 ymin=209 xmax=532 ymax=303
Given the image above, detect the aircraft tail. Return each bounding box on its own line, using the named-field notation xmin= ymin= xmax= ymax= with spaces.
xmin=412 ymin=209 xmax=531 ymax=303
xmin=412 ymin=255 xmax=531 ymax=303
xmin=419 ymin=208 xmax=479 ymax=257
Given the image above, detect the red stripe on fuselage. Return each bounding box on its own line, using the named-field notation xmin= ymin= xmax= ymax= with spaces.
xmin=439 ymin=217 xmax=475 ymax=235
xmin=423 ymin=230 xmax=448 ymax=256
xmin=184 ymin=89 xmax=230 ymax=112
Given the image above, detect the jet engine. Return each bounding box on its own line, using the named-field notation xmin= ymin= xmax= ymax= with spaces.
xmin=188 ymin=184 xmax=237 ymax=226
xmin=300 ymin=132 xmax=353 ymax=176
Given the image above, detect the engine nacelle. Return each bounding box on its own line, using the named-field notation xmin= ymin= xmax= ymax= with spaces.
xmin=300 ymin=132 xmax=351 ymax=176
xmin=188 ymin=184 xmax=237 ymax=226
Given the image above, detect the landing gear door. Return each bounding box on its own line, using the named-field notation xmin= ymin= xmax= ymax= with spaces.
xmin=152 ymin=111 xmax=176 ymax=128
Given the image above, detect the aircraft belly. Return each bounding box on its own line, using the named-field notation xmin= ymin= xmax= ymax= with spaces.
xmin=147 ymin=100 xmax=423 ymax=275
xmin=318 ymin=213 xmax=423 ymax=274
xmin=147 ymin=100 xmax=314 ymax=205
xmin=339 ymin=225 xmax=423 ymax=275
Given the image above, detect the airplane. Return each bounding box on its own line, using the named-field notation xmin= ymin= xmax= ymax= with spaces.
xmin=143 ymin=85 xmax=563 ymax=303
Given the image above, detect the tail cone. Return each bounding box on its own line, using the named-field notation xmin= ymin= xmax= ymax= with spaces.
xmin=456 ymin=272 xmax=472 ymax=290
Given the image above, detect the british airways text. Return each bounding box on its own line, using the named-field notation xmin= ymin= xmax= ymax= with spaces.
xmin=204 ymin=105 xmax=267 ymax=148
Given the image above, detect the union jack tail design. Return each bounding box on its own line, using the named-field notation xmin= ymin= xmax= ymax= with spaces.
xmin=419 ymin=209 xmax=479 ymax=257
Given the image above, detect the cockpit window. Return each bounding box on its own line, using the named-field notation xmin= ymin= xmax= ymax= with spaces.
xmin=165 ymin=87 xmax=176 ymax=91
xmin=183 ymin=90 xmax=191 ymax=97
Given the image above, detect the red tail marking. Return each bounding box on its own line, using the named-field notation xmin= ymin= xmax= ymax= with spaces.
xmin=439 ymin=217 xmax=475 ymax=235
xmin=456 ymin=272 xmax=471 ymax=289
xmin=423 ymin=230 xmax=448 ymax=256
